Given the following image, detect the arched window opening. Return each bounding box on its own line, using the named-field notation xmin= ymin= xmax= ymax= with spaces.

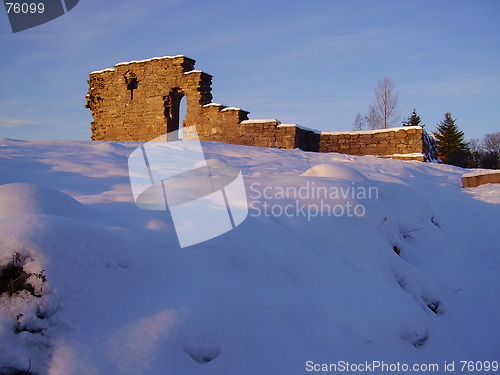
xmin=178 ymin=95 xmax=187 ymax=140
xmin=163 ymin=88 xmax=185 ymax=141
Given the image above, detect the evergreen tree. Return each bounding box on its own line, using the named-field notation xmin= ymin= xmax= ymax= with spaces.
xmin=435 ymin=113 xmax=470 ymax=167
xmin=402 ymin=109 xmax=422 ymax=127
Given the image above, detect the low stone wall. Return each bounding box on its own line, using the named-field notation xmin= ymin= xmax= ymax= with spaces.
xmin=461 ymin=171 xmax=500 ymax=188
xmin=319 ymin=127 xmax=424 ymax=159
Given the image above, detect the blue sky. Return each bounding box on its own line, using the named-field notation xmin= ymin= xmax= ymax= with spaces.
xmin=0 ymin=0 xmax=499 ymax=141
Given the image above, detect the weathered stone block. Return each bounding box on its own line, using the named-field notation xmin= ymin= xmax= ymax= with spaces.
xmin=395 ymin=131 xmax=407 ymax=138
xmin=461 ymin=172 xmax=500 ymax=188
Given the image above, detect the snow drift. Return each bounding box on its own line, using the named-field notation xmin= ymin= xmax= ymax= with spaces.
xmin=0 ymin=138 xmax=499 ymax=375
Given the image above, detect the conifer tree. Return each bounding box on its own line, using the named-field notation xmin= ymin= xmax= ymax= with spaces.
xmin=402 ymin=109 xmax=422 ymax=127
xmin=435 ymin=113 xmax=469 ymax=166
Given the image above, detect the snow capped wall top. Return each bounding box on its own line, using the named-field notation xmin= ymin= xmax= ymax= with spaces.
xmin=321 ymin=126 xmax=422 ymax=136
xmin=241 ymin=119 xmax=279 ymax=124
xmin=462 ymin=169 xmax=500 ymax=178
xmin=115 ymin=55 xmax=188 ymax=67
xmin=202 ymin=103 xmax=224 ymax=108
xmin=90 ymin=55 xmax=192 ymax=74
xmin=221 ymin=107 xmax=242 ymax=112
xmin=279 ymin=123 xmax=322 ymax=134
xmin=89 ymin=68 xmax=115 ymax=74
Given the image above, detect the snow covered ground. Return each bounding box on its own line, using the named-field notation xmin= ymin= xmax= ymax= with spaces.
xmin=0 ymin=138 xmax=499 ymax=375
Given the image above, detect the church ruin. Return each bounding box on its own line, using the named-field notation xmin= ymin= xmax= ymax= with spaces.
xmin=86 ymin=55 xmax=433 ymax=161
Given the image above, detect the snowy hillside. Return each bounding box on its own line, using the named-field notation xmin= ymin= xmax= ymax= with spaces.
xmin=0 ymin=138 xmax=499 ymax=375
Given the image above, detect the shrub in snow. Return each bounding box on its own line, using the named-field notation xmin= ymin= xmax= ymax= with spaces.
xmin=0 ymin=252 xmax=45 ymax=298
xmin=0 ymin=252 xmax=49 ymax=375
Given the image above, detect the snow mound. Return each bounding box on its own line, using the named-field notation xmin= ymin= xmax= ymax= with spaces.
xmin=301 ymin=163 xmax=366 ymax=181
xmin=0 ymin=139 xmax=499 ymax=374
xmin=0 ymin=183 xmax=89 ymax=220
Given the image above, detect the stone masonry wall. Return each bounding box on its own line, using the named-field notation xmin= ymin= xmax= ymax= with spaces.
xmin=86 ymin=56 xmax=212 ymax=142
xmin=320 ymin=127 xmax=425 ymax=161
xmin=86 ymin=55 xmax=318 ymax=151
xmin=86 ymin=55 xmax=427 ymax=160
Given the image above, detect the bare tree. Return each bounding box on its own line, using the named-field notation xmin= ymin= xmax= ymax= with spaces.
xmin=468 ymin=138 xmax=482 ymax=153
xmin=467 ymin=133 xmax=500 ymax=168
xmin=482 ymin=132 xmax=500 ymax=153
xmin=367 ymin=77 xmax=400 ymax=129
xmin=468 ymin=138 xmax=483 ymax=166
xmin=365 ymin=106 xmax=378 ymax=130
xmin=352 ymin=112 xmax=365 ymax=130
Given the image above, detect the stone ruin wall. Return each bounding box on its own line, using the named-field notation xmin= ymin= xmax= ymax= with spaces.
xmin=86 ymin=55 xmax=426 ymax=161
xmin=320 ymin=127 xmax=425 ymax=161
xmin=86 ymin=56 xmax=210 ymax=142
xmin=85 ymin=55 xmax=318 ymax=150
